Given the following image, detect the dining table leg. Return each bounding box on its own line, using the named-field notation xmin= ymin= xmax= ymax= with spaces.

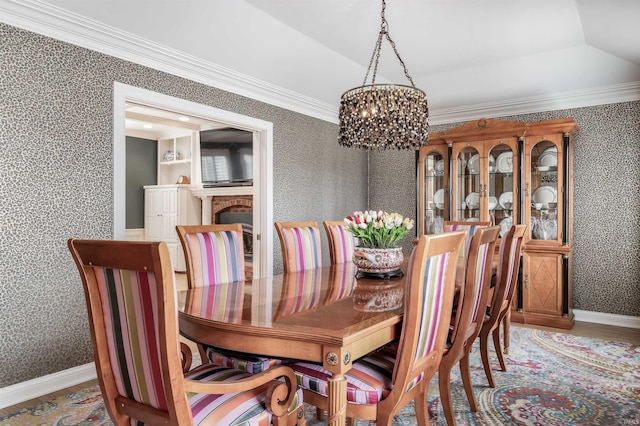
xmin=327 ymin=373 xmax=347 ymax=426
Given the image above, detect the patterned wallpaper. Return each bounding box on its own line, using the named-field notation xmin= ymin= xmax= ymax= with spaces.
xmin=0 ymin=23 xmax=367 ymax=387
xmin=2 ymin=21 xmax=638 ymax=388
xmin=370 ymin=102 xmax=640 ymax=319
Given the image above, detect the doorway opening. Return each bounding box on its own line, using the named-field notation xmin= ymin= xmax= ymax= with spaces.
xmin=113 ymin=82 xmax=274 ymax=278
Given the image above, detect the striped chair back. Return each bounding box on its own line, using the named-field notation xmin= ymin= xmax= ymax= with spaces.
xmin=177 ymin=224 xmax=245 ymax=288
xmin=452 ymin=226 xmax=500 ymax=343
xmin=444 ymin=221 xmax=492 ymax=339
xmin=390 ymin=231 xmax=465 ymax=391
xmin=275 ymin=221 xmax=322 ymax=272
xmin=68 ymin=240 xmax=190 ymax=424
xmin=489 ymin=224 xmax=526 ymax=315
xmin=468 ymin=238 xmax=493 ymax=324
xmin=443 ymin=221 xmax=491 ymax=267
xmin=94 ymin=265 xmax=169 ymax=409
xmin=323 ymin=221 xmax=357 ymax=264
xmin=501 ymin=226 xmax=526 ymax=302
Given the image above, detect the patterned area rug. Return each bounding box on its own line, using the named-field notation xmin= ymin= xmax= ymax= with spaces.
xmin=1 ymin=327 xmax=638 ymax=425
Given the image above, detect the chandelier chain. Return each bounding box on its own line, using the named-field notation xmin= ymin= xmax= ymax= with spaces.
xmin=361 ymin=0 xmax=416 ymax=88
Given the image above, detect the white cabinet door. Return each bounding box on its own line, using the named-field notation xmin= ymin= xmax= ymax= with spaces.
xmin=144 ymin=185 xmax=199 ymax=272
xmin=144 ymin=187 xmax=178 ymax=242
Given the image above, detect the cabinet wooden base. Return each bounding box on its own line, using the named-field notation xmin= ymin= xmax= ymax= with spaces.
xmin=511 ymin=310 xmax=574 ymax=330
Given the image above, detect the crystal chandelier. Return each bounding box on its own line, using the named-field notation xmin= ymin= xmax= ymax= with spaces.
xmin=338 ymin=0 xmax=428 ymax=150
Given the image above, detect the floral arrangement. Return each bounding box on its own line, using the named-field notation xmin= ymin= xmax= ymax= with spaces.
xmin=344 ymin=210 xmax=414 ymax=249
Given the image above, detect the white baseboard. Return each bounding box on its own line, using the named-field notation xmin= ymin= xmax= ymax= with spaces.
xmin=1 ymin=309 xmax=638 ymax=410
xmin=0 ymin=363 xmax=96 ymax=410
xmin=573 ymin=309 xmax=640 ymax=329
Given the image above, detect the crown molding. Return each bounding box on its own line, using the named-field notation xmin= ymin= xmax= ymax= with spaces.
xmin=0 ymin=0 xmax=339 ymax=123
xmin=1 ymin=0 xmax=639 ymax=126
xmin=429 ymin=82 xmax=640 ymax=125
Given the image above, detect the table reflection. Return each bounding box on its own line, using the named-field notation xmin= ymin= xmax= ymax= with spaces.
xmin=352 ymin=280 xmax=404 ymax=312
xmin=275 ymin=267 xmax=323 ymax=319
xmin=178 ymin=280 xmax=246 ymax=324
xmin=325 ymin=262 xmax=358 ymax=304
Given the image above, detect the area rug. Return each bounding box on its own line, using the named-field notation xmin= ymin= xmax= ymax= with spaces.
xmin=1 ymin=327 xmax=638 ymax=425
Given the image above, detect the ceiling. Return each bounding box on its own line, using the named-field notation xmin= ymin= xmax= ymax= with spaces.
xmin=124 ymin=102 xmax=225 ymax=140
xmin=3 ymin=0 xmax=639 ymax=123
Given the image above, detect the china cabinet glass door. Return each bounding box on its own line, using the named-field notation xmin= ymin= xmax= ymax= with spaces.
xmin=526 ymin=135 xmax=564 ymax=244
xmin=451 ymin=144 xmax=482 ymax=222
xmin=487 ymin=138 xmax=518 ymax=237
xmin=451 ymin=138 xmax=518 ymax=230
xmin=418 ymin=146 xmax=448 ymax=235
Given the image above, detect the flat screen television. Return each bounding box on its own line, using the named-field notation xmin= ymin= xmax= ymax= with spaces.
xmin=200 ymin=128 xmax=253 ymax=186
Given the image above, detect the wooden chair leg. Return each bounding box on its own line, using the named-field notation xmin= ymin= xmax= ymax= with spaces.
xmin=503 ymin=309 xmax=511 ymax=355
xmin=180 ymin=342 xmax=192 ymax=373
xmin=479 ymin=328 xmax=496 ymax=388
xmin=460 ymin=352 xmax=477 ymax=412
xmin=438 ymin=364 xmax=456 ymax=426
xmin=414 ymin=392 xmax=429 ymax=426
xmin=197 ymin=343 xmax=209 ymax=364
xmin=493 ymin=326 xmax=507 ymax=371
xmin=315 ymin=408 xmax=324 ymax=420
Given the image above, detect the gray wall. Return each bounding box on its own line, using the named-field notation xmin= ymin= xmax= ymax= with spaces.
xmin=125 ymin=136 xmax=157 ymax=229
xmin=0 ymin=23 xmax=367 ymax=387
xmin=370 ymin=102 xmax=640 ymax=318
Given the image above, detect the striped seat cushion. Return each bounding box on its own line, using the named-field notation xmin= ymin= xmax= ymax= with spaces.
xmin=327 ymin=224 xmax=357 ymax=264
xmin=205 ymin=346 xmax=286 ymax=374
xmin=185 ymin=363 xmax=304 ymax=425
xmin=281 ymin=226 xmax=322 ymax=271
xmin=292 ymin=350 xmax=399 ymax=405
xmin=184 ymin=230 xmax=245 ymax=286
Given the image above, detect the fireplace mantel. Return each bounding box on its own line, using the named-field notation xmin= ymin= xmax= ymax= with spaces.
xmin=190 ymin=186 xmax=253 ymax=225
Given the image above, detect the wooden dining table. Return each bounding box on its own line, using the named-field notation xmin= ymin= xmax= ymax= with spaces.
xmin=177 ymin=262 xmax=406 ymax=426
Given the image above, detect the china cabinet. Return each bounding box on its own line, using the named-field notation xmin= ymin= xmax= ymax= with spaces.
xmin=417 ymin=118 xmax=578 ymax=329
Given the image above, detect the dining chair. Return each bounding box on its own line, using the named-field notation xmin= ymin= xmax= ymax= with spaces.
xmin=438 ymin=225 xmax=500 ymax=426
xmin=443 ymin=221 xmax=492 ymax=258
xmin=291 ymin=231 xmax=466 ymax=425
xmin=275 ymin=221 xmax=322 ymax=272
xmin=177 ymin=224 xmax=246 ymax=289
xmin=68 ymin=238 xmax=305 ymax=426
xmin=479 ymin=224 xmax=526 ymax=388
xmin=323 ymin=220 xmax=357 ymax=264
xmin=443 ymin=220 xmax=492 ymax=341
xmin=177 ymin=224 xmax=285 ymax=374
